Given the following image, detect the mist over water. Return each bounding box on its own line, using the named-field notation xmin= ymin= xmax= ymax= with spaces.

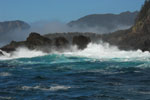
xmin=30 ymin=20 xmax=131 ymax=34
xmin=0 ymin=20 xmax=131 ymax=47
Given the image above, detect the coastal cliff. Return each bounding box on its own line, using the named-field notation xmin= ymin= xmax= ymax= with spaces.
xmin=102 ymin=0 xmax=150 ymax=51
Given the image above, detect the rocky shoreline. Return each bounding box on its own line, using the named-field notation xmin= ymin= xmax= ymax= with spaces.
xmin=0 ymin=32 xmax=92 ymax=54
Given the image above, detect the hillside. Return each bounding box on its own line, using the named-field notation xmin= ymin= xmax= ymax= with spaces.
xmin=68 ymin=11 xmax=138 ymax=33
xmin=0 ymin=20 xmax=30 ymax=46
xmin=102 ymin=0 xmax=150 ymax=51
xmin=0 ymin=20 xmax=30 ymax=34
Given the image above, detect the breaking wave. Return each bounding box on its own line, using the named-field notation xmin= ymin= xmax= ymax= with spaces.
xmin=0 ymin=47 xmax=46 ymax=60
xmin=61 ymin=42 xmax=150 ymax=60
xmin=0 ymin=42 xmax=150 ymax=61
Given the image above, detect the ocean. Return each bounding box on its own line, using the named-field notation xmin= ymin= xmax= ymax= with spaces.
xmin=0 ymin=42 xmax=150 ymax=100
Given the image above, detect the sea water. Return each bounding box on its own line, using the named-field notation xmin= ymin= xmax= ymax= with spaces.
xmin=0 ymin=42 xmax=150 ymax=100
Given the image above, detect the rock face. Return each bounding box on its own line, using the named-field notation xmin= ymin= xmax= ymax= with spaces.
xmin=68 ymin=11 xmax=138 ymax=32
xmin=132 ymin=0 xmax=150 ymax=34
xmin=54 ymin=37 xmax=69 ymax=48
xmin=0 ymin=32 xmax=91 ymax=53
xmin=26 ymin=33 xmax=52 ymax=50
xmin=1 ymin=41 xmax=25 ymax=53
xmin=0 ymin=51 xmax=3 ymax=56
xmin=1 ymin=32 xmax=52 ymax=53
xmin=73 ymin=35 xmax=91 ymax=49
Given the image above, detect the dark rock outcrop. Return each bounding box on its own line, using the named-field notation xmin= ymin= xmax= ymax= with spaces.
xmin=0 ymin=32 xmax=92 ymax=53
xmin=1 ymin=32 xmax=52 ymax=53
xmin=1 ymin=41 xmax=25 ymax=53
xmin=26 ymin=32 xmax=52 ymax=50
xmin=54 ymin=37 xmax=69 ymax=48
xmin=73 ymin=35 xmax=91 ymax=49
xmin=0 ymin=51 xmax=3 ymax=56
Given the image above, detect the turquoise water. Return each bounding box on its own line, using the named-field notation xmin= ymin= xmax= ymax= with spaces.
xmin=1 ymin=43 xmax=150 ymax=100
xmin=1 ymin=53 xmax=150 ymax=100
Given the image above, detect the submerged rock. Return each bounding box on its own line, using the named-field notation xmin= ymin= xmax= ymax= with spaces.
xmin=73 ymin=35 xmax=91 ymax=49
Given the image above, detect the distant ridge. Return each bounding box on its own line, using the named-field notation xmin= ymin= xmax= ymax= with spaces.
xmin=68 ymin=11 xmax=138 ymax=33
xmin=0 ymin=20 xmax=30 ymax=34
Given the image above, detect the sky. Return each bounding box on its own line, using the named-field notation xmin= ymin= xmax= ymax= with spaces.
xmin=0 ymin=0 xmax=145 ymax=23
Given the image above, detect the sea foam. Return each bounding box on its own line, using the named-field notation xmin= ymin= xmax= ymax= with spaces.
xmin=21 ymin=85 xmax=71 ymax=91
xmin=61 ymin=42 xmax=150 ymax=60
xmin=0 ymin=42 xmax=150 ymax=60
xmin=0 ymin=47 xmax=46 ymax=60
xmin=0 ymin=72 xmax=12 ymax=77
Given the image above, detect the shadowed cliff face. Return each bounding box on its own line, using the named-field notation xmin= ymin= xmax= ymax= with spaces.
xmin=124 ymin=0 xmax=150 ymax=51
xmin=132 ymin=0 xmax=150 ymax=34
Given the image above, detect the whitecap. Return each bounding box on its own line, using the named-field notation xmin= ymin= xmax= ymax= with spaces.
xmin=0 ymin=96 xmax=12 ymax=100
xmin=49 ymin=85 xmax=71 ymax=91
xmin=21 ymin=85 xmax=71 ymax=91
xmin=0 ymin=72 xmax=12 ymax=77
